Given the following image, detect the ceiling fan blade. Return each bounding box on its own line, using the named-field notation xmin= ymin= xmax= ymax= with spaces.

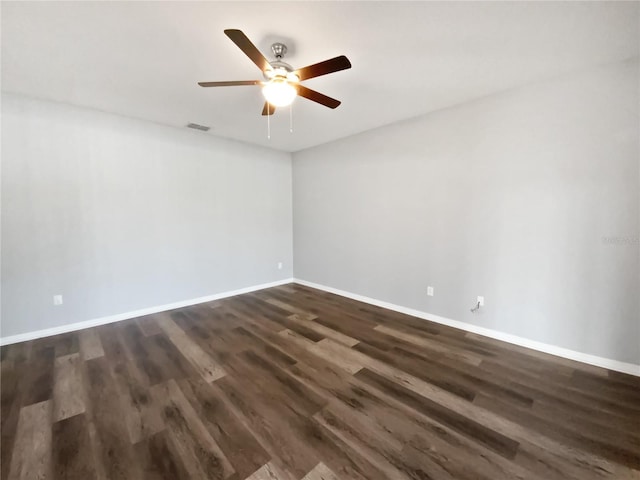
xmin=224 ymin=29 xmax=272 ymax=73
xmin=295 ymin=55 xmax=351 ymax=81
xmin=261 ymin=102 xmax=276 ymax=116
xmin=296 ymin=85 xmax=341 ymax=109
xmin=198 ymin=80 xmax=261 ymax=87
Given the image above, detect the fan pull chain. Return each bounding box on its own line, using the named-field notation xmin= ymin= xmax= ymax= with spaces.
xmin=267 ymin=104 xmax=271 ymax=139
xmin=290 ymin=104 xmax=293 ymax=133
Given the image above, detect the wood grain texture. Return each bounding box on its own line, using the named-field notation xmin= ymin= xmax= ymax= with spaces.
xmin=83 ymin=356 xmax=142 ymax=480
xmin=2 ymin=284 xmax=639 ymax=479
xmin=245 ymin=462 xmax=289 ymax=480
xmin=301 ymin=462 xmax=339 ymax=480
xmin=134 ymin=430 xmax=191 ymax=480
xmin=52 ymin=413 xmax=97 ymax=480
xmin=78 ymin=330 xmax=104 ymax=361
xmin=156 ymin=315 xmax=227 ymax=382
xmin=8 ymin=400 xmax=52 ymax=480
xmin=287 ymin=313 xmax=360 ymax=347
xmin=1 ymin=343 xmax=29 ymax=480
xmin=150 ymin=380 xmax=235 ymax=480
xmin=53 ymin=353 xmax=85 ymax=422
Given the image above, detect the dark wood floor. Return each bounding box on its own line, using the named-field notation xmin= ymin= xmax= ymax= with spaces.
xmin=2 ymin=283 xmax=639 ymax=480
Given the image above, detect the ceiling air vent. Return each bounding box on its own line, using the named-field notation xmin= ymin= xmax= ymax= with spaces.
xmin=186 ymin=123 xmax=211 ymax=132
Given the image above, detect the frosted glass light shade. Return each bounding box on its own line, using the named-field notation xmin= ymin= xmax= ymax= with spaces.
xmin=262 ymin=79 xmax=297 ymax=107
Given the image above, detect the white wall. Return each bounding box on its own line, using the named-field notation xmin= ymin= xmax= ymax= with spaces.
xmin=293 ymin=59 xmax=640 ymax=364
xmin=1 ymin=94 xmax=293 ymax=338
xmin=3 ymin=59 xmax=639 ymax=367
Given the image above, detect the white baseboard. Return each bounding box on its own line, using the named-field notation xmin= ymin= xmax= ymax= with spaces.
xmin=293 ymin=278 xmax=640 ymax=377
xmin=0 ymin=278 xmax=294 ymax=346
xmin=4 ymin=276 xmax=638 ymax=377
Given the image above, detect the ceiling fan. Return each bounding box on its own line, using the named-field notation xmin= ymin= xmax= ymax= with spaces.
xmin=198 ymin=29 xmax=351 ymax=116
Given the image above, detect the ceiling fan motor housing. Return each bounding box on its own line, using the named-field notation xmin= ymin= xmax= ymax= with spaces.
xmin=264 ymin=43 xmax=297 ymax=82
xmin=271 ymin=42 xmax=287 ymax=59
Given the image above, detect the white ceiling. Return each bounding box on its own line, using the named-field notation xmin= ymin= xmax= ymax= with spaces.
xmin=2 ymin=1 xmax=638 ymax=152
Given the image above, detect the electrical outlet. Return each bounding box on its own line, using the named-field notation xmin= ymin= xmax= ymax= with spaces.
xmin=277 ymin=262 xmax=283 ymax=270
xmin=477 ymin=296 xmax=485 ymax=307
xmin=427 ymin=286 xmax=434 ymax=296
xmin=53 ymin=295 xmax=63 ymax=306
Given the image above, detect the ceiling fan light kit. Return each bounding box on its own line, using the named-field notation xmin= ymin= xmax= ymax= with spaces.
xmin=261 ymin=43 xmax=300 ymax=107
xmin=262 ymin=79 xmax=297 ymax=107
xmin=198 ymin=29 xmax=351 ymax=122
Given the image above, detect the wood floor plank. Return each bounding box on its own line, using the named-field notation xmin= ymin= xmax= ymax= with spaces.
xmin=85 ymin=417 xmax=108 ymax=480
xmin=374 ymin=324 xmax=483 ymax=366
xmin=474 ymin=392 xmax=640 ymax=469
xmin=83 ymin=357 xmax=142 ymax=480
xmin=530 ymin=397 xmax=640 ymax=452
xmin=53 ymin=353 xmax=85 ymax=422
xmin=100 ymin=324 xmax=156 ymax=387
xmin=233 ymin=321 xmax=317 ymax=371
xmin=382 ymin=344 xmax=534 ymax=407
xmin=1 ymin=343 xmax=29 ymax=480
xmin=316 ymin=382 xmax=534 ymax=480
xmin=208 ymin=379 xmax=299 ymax=480
xmin=279 ymin=391 xmax=387 ymax=480
xmin=312 ymin=314 xmax=389 ymax=351
xmin=32 ymin=333 xmax=80 ymax=359
xmin=182 ymin=325 xmax=245 ymax=366
xmin=308 ymin=338 xmax=364 ymax=374
xmin=607 ymin=370 xmax=640 ymax=388
xmin=156 ymin=316 xmax=227 ymax=382
xmin=570 ymin=369 xmax=640 ymax=406
xmin=417 ymin=356 xmax=533 ymax=408
xmin=354 ymin=355 xmax=636 ymax=479
xmin=288 ymin=358 xmax=362 ymax=404
xmin=170 ymin=310 xmax=204 ymax=333
xmin=8 ymin=400 xmax=52 ymax=480
xmin=264 ymin=297 xmax=318 ymax=318
xmin=352 ymin=341 xmax=477 ymax=401
xmin=232 ymin=326 xmax=298 ymax=368
xmin=78 ymin=330 xmax=104 ymax=360
xmin=314 ymin=327 xmax=638 ymax=478
xmin=278 ymin=288 xmax=384 ymax=331
xmin=355 ymin=367 xmax=520 ymax=459
xmin=177 ymin=376 xmax=271 ymax=479
xmin=142 ymin=332 xmax=201 ymax=383
xmin=313 ymin=406 xmax=413 ymax=480
xmin=479 ymin=358 xmax=640 ymax=424
xmin=465 ymin=332 xmax=610 ymax=377
xmin=214 ymin=373 xmax=320 ymax=479
xmin=278 ymin=328 xmax=318 ymax=349
xmin=239 ymin=349 xmax=328 ymax=415
xmin=135 ymin=314 xmax=164 ymax=337
xmin=323 ymin=373 xmax=538 ymax=480
xmin=108 ymin=346 xmax=165 ymax=444
xmin=55 ymin=333 xmax=81 ymax=358
xmin=219 ymin=301 xmax=285 ymax=333
xmin=301 ymin=462 xmax=340 ymax=480
xmin=239 ymin=296 xmax=324 ymax=341
xmin=246 ymin=462 xmax=290 ymax=480
xmin=52 ymin=413 xmax=97 ymax=480
xmin=227 ymin=350 xmax=388 ymax=480
xmin=287 ymin=313 xmax=360 ymax=347
xmin=21 ymin=345 xmax=55 ymax=407
xmin=306 ymin=419 xmax=389 ymax=480
xmin=133 ymin=430 xmax=191 ymax=480
xmin=150 ymin=379 xmax=236 ymax=480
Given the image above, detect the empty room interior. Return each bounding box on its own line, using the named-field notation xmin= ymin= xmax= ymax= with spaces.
xmin=1 ymin=1 xmax=639 ymax=479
